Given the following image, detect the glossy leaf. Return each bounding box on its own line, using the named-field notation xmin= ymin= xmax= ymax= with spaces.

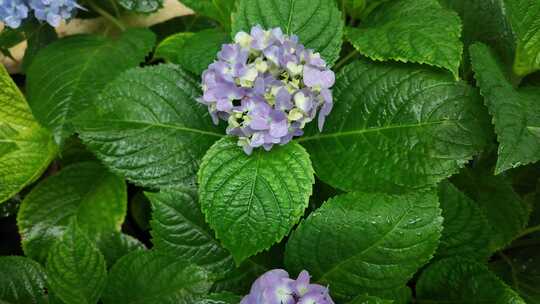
xmin=75 ymin=64 xmax=224 ymax=189
xmin=0 ymin=63 xmax=57 ymax=204
xmin=198 ymin=137 xmax=314 ymax=264
xmin=0 ymin=256 xmax=47 ymax=304
xmin=346 ymin=0 xmax=463 ymax=78
xmin=505 ymin=0 xmax=540 ymax=76
xmin=155 ymin=28 xmax=229 ymax=75
xmin=232 ymin=0 xmax=344 ymax=65
xmin=148 ymin=188 xmax=235 ymax=275
xmin=26 ymin=29 xmax=156 ymax=145
xmin=417 ymin=257 xmax=526 ymax=303
xmin=470 ymin=42 xmax=540 ymax=173
xmin=299 ymin=59 xmax=490 ymax=193
xmin=17 ymin=162 xmax=127 ymax=263
xmin=285 ymin=191 xmax=442 ymax=301
xmin=436 ymin=181 xmax=492 ymax=260
xmin=102 ymin=250 xmax=213 ymax=304
xmin=46 ymin=221 xmax=107 ymax=304
xmin=348 ymin=294 xmax=393 ymax=304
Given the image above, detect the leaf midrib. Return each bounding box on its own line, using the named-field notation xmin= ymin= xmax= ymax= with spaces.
xmin=77 ymin=118 xmax=224 ymax=138
xmin=297 ymin=119 xmax=452 ymax=142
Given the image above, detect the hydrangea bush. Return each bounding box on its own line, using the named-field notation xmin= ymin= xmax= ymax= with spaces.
xmin=1 ymin=0 xmax=540 ymax=304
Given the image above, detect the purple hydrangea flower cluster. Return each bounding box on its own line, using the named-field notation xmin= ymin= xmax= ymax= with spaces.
xmin=199 ymin=25 xmax=335 ymax=154
xmin=0 ymin=0 xmax=80 ymax=28
xmin=241 ymin=269 xmax=335 ymax=304
xmin=0 ymin=0 xmax=28 ymax=28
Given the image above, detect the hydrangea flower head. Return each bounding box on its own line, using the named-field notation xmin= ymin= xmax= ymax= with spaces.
xmin=199 ymin=25 xmax=335 ymax=154
xmin=241 ymin=269 xmax=335 ymax=304
xmin=0 ymin=0 xmax=29 ymax=28
xmin=29 ymin=0 xmax=81 ymax=27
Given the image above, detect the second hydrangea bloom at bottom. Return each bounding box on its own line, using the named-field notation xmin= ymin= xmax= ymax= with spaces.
xmin=241 ymin=269 xmax=335 ymax=304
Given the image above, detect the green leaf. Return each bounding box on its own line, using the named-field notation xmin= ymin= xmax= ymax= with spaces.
xmin=26 ymin=29 xmax=156 ymax=145
xmin=102 ymin=250 xmax=213 ymax=304
xmin=505 ymin=0 xmax=540 ymax=76
xmin=95 ymin=232 xmax=145 ymax=268
xmin=452 ymin=168 xmax=530 ymax=253
xmin=0 ymin=256 xmax=47 ymax=304
xmin=470 ymin=42 xmax=540 ymax=173
xmin=348 ymin=294 xmax=393 ymax=304
xmin=436 ymin=181 xmax=492 ymax=260
xmin=46 ymin=220 xmax=107 ymax=304
xmin=491 ymin=246 xmax=540 ymax=303
xmin=232 ymin=0 xmax=344 ymax=65
xmin=345 ymin=0 xmax=463 ymax=78
xmin=299 ymin=60 xmax=490 ymax=193
xmin=180 ymin=0 xmax=235 ymax=29
xmin=130 ymin=191 xmax=151 ymax=231
xmin=0 ymin=63 xmax=57 ymax=204
xmin=21 ymin=23 xmax=57 ymax=73
xmin=147 ymin=188 xmax=236 ymax=275
xmin=440 ymin=0 xmax=515 ymax=77
xmin=118 ymin=0 xmax=162 ymax=13
xmin=198 ymin=137 xmax=314 ymax=264
xmin=155 ymin=28 xmax=229 ymax=75
xmin=17 ymin=161 xmax=127 ymax=263
xmin=417 ymin=257 xmax=526 ymax=303
xmin=75 ymin=64 xmax=224 ymax=189
xmin=210 ymin=260 xmax=266 ymax=294
xmin=284 ymin=191 xmax=442 ymax=301
xmin=194 ymin=292 xmax=242 ymax=304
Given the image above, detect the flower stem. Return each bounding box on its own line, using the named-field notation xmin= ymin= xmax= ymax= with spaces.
xmin=87 ymin=1 xmax=126 ymax=31
xmin=333 ymin=50 xmax=358 ymax=70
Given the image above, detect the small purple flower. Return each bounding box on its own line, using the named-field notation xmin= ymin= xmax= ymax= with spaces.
xmin=241 ymin=269 xmax=335 ymax=304
xmin=199 ymin=25 xmax=335 ymax=154
xmin=29 ymin=0 xmax=81 ymax=27
xmin=0 ymin=0 xmax=29 ymax=28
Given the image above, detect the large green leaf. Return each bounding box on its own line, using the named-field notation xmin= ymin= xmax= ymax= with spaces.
xmin=148 ymin=188 xmax=236 ymax=275
xmin=491 ymin=246 xmax=540 ymax=303
xmin=17 ymin=161 xmax=127 ymax=263
xmin=285 ymin=191 xmax=442 ymax=301
xmin=505 ymin=0 xmax=540 ymax=76
xmin=75 ymin=64 xmax=224 ymax=189
xmin=0 ymin=63 xmax=56 ymax=204
xmin=154 ymin=28 xmax=229 ymax=75
xmin=348 ymin=294 xmax=393 ymax=304
xmin=417 ymin=257 xmax=526 ymax=303
xmin=26 ymin=29 xmax=156 ymax=145
xmin=181 ymin=0 xmax=235 ymax=29
xmin=102 ymin=250 xmax=212 ymax=304
xmin=470 ymin=43 xmax=540 ymax=173
xmin=346 ymin=0 xmax=463 ymax=78
xmin=452 ymin=168 xmax=530 ymax=253
xmin=232 ymin=0 xmax=344 ymax=65
xmin=0 ymin=256 xmax=47 ymax=304
xmin=435 ymin=181 xmax=492 ymax=260
xmin=46 ymin=221 xmax=107 ymax=304
xmin=299 ymin=60 xmax=490 ymax=193
xmin=198 ymin=137 xmax=314 ymax=264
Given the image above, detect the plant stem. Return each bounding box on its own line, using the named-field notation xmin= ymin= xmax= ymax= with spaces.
xmin=333 ymin=50 xmax=358 ymax=70
xmin=87 ymin=1 xmax=126 ymax=31
xmin=516 ymin=224 xmax=540 ymax=239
